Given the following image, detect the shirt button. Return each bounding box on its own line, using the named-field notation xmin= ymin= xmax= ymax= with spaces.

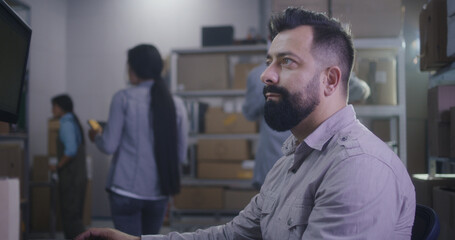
xmin=287 ymin=218 xmax=293 ymax=226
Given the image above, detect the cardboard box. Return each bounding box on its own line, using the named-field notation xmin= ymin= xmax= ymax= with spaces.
xmin=48 ymin=119 xmax=60 ymax=157
xmin=224 ymin=189 xmax=258 ymax=210
xmin=32 ymin=155 xmax=49 ymax=182
xmin=198 ymin=139 xmax=251 ymax=161
xmin=198 ymin=162 xmax=253 ymax=179
xmin=433 ymin=187 xmax=455 ymax=240
xmin=371 ymin=119 xmax=391 ymax=142
xmin=177 ymin=54 xmax=228 ymax=91
xmin=428 ymin=120 xmax=450 ymax=157
xmin=0 ymin=179 xmax=20 ymax=240
xmin=412 ymin=174 xmax=455 ymax=207
xmin=420 ymin=0 xmax=455 ymax=71
xmin=355 ymin=53 xmax=397 ymax=105
xmin=30 ymin=185 xmax=52 ymax=232
xmin=448 ymin=16 xmax=455 ymax=57
xmin=205 ymin=107 xmax=257 ymax=134
xmin=0 ymin=121 xmax=9 ymax=134
xmin=173 ymin=186 xmax=224 ymax=209
xmin=0 ymin=144 xmax=24 ymax=198
xmin=332 ymin=0 xmax=403 ymax=38
xmin=451 ymin=107 xmax=455 ymax=158
xmin=427 ymin=85 xmax=455 ymax=122
xmin=232 ymin=63 xmax=260 ymax=89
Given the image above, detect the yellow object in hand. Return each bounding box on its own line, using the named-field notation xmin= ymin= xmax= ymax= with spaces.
xmin=88 ymin=119 xmax=101 ymax=131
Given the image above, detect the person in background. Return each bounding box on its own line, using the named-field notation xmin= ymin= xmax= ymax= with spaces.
xmin=88 ymin=44 xmax=188 ymax=236
xmin=242 ymin=62 xmax=290 ymax=190
xmin=77 ymin=7 xmax=415 ymax=240
xmin=49 ymin=94 xmax=87 ymax=239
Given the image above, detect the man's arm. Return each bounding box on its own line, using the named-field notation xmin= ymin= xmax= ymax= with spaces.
xmin=76 ymin=193 xmax=265 ymax=240
xmin=242 ymin=64 xmax=267 ymax=121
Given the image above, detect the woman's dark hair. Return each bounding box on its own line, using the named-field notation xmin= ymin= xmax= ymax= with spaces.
xmin=269 ymin=7 xmax=354 ymax=95
xmin=51 ymin=94 xmax=85 ymax=145
xmin=128 ymin=44 xmax=180 ymax=195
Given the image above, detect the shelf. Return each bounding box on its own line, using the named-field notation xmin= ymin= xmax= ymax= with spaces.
xmin=173 ymin=44 xmax=267 ymax=54
xmin=353 ymin=38 xmax=404 ymax=49
xmin=0 ymin=133 xmax=28 ymax=140
xmin=429 ymin=156 xmax=455 ymax=163
xmin=176 ymin=90 xmax=246 ymax=97
xmin=428 ymin=62 xmax=455 ymax=89
xmin=353 ymin=105 xmax=405 ymax=118
xmin=181 ymin=177 xmax=253 ymax=189
xmin=189 ymin=133 xmax=259 ymax=140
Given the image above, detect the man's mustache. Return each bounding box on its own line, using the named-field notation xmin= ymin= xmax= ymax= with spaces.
xmin=263 ymin=85 xmax=289 ymax=99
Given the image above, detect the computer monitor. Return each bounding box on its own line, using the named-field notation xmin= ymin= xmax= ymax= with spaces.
xmin=0 ymin=0 xmax=31 ymax=123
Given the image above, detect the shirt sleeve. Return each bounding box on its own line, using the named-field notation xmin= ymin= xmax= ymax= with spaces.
xmin=141 ymin=193 xmax=265 ymax=240
xmin=174 ymin=97 xmax=189 ymax=164
xmin=242 ymin=64 xmax=266 ymax=121
xmin=302 ymin=155 xmax=403 ymax=240
xmin=95 ymin=91 xmax=125 ymax=154
xmin=59 ymin=119 xmax=79 ymax=157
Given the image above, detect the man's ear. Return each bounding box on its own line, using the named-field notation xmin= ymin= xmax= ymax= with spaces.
xmin=323 ymin=66 xmax=342 ymax=96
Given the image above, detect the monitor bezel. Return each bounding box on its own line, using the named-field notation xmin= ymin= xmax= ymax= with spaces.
xmin=0 ymin=0 xmax=32 ymax=124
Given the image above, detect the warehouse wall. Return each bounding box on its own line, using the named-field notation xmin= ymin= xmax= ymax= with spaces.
xmin=23 ymin=0 xmax=68 ymax=164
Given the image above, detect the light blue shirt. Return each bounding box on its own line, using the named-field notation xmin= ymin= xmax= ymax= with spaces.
xmin=59 ymin=113 xmax=82 ymax=157
xmin=242 ymin=63 xmax=290 ymax=187
xmin=95 ymin=81 xmax=189 ymax=198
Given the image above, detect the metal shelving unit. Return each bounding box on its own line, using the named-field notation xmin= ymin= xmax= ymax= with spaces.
xmin=170 ymin=45 xmax=266 ymax=227
xmin=352 ymin=37 xmax=407 ymax=165
xmin=0 ymin=133 xmax=29 ymax=240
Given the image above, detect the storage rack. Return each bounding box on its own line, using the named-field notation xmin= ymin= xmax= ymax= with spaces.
xmin=0 ymin=133 xmax=29 ymax=240
xmin=427 ymin=63 xmax=455 ymax=176
xmin=352 ymin=37 xmax=407 ymax=165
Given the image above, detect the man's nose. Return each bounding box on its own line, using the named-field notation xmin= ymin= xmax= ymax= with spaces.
xmin=260 ymin=64 xmax=279 ymax=85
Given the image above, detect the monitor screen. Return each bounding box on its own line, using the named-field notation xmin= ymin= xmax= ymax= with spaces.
xmin=0 ymin=1 xmax=31 ymax=123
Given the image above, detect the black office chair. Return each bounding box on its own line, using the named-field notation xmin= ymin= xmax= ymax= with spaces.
xmin=411 ymin=204 xmax=440 ymax=240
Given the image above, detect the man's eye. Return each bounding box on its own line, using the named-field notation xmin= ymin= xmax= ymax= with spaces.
xmin=281 ymin=58 xmax=293 ymax=65
xmin=265 ymin=59 xmax=272 ymax=66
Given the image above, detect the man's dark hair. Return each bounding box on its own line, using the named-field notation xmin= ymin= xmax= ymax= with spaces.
xmin=128 ymin=44 xmax=180 ymax=195
xmin=269 ymin=7 xmax=354 ymax=94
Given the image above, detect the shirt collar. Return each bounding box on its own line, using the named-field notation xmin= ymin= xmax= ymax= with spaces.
xmin=282 ymin=105 xmax=357 ymax=156
xmin=60 ymin=112 xmax=73 ymax=121
xmin=138 ymin=80 xmax=155 ymax=88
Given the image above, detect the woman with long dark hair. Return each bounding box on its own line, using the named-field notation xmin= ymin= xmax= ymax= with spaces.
xmin=89 ymin=44 xmax=188 ymax=235
xmin=50 ymin=94 xmax=87 ymax=239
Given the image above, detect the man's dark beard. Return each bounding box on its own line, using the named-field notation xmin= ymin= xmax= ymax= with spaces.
xmin=263 ymin=78 xmax=320 ymax=131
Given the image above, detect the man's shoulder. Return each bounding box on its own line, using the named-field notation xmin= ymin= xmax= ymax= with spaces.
xmin=334 ymin=121 xmax=400 ymax=165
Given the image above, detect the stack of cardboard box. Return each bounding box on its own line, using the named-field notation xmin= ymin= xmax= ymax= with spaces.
xmin=420 ymin=0 xmax=455 ymax=71
xmin=198 ymin=107 xmax=256 ymax=180
xmin=173 ymin=186 xmax=259 ymax=211
xmin=174 ymin=106 xmax=259 ymax=210
xmin=427 ymin=85 xmax=455 ymax=158
xmin=197 ymin=139 xmax=252 ymax=179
